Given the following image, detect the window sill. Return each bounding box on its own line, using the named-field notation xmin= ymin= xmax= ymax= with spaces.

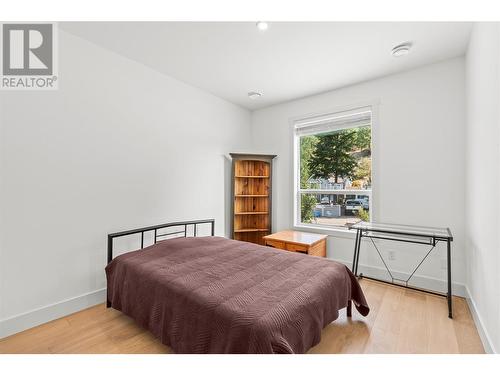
xmin=292 ymin=224 xmax=357 ymax=239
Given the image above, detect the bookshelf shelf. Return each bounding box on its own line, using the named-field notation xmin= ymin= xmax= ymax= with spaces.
xmin=235 ymin=175 xmax=269 ymax=178
xmin=235 ymin=194 xmax=268 ymax=197
xmin=234 ymin=228 xmax=270 ymax=233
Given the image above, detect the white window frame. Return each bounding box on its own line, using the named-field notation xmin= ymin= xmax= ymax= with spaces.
xmin=291 ymin=102 xmax=378 ymax=236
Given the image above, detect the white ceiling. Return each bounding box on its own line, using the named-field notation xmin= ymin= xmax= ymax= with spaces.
xmin=60 ymin=22 xmax=472 ymax=110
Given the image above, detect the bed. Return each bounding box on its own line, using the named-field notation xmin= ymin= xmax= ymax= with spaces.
xmin=105 ymin=219 xmax=369 ymax=354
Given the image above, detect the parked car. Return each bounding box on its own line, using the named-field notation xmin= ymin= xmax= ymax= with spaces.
xmin=359 ymin=198 xmax=369 ymax=210
xmin=345 ymin=199 xmax=363 ymax=214
xmin=320 ymin=197 xmax=330 ymax=205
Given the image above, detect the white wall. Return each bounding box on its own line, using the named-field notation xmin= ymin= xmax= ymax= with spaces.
xmin=0 ymin=30 xmax=252 ymax=336
xmin=251 ymin=58 xmax=466 ymax=294
xmin=465 ymin=22 xmax=500 ymax=354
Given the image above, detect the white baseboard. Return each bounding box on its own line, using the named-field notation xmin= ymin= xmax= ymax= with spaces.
xmin=464 ymin=287 xmax=496 ymax=354
xmin=0 ymin=288 xmax=106 ymax=339
xmin=338 ymin=259 xmax=467 ymax=297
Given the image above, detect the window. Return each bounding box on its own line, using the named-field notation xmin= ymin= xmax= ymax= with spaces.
xmin=293 ymin=106 xmax=372 ymax=230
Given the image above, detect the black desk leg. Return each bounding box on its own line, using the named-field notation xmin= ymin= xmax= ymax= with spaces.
xmin=352 ymin=229 xmax=360 ymax=273
xmin=447 ymin=239 xmax=453 ymax=318
xmin=354 ymin=230 xmax=362 ymax=276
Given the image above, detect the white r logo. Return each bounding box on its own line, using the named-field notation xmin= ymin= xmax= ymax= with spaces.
xmin=3 ymin=24 xmax=53 ymax=75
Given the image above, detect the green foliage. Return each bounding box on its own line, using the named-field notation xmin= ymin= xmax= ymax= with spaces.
xmin=308 ymin=129 xmax=357 ymax=183
xmin=301 ymin=194 xmax=318 ymax=223
xmin=300 ymin=137 xmax=319 ymax=222
xmin=353 ymin=157 xmax=372 ymax=185
xmin=357 ymin=207 xmax=370 ymax=222
xmin=307 ymin=126 xmax=371 ymax=184
xmin=354 ymin=126 xmax=371 ymax=150
xmin=300 ymin=136 xmax=318 ymax=188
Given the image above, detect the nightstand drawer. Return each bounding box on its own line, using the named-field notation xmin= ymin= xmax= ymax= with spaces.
xmin=265 ymin=239 xmax=286 ymax=250
xmin=286 ymin=243 xmax=308 ymax=253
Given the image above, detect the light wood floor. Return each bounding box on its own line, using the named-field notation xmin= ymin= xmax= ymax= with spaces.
xmin=0 ymin=279 xmax=485 ymax=354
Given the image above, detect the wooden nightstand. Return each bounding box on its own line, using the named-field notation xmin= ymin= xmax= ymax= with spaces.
xmin=262 ymin=230 xmax=327 ymax=257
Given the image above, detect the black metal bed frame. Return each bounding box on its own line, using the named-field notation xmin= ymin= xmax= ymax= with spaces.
xmin=106 ymin=218 xmax=215 ymax=308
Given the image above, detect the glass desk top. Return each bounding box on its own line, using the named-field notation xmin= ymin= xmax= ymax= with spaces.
xmin=350 ymin=221 xmax=453 ymax=240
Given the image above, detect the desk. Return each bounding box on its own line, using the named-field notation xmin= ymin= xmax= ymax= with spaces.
xmin=350 ymin=221 xmax=453 ymax=318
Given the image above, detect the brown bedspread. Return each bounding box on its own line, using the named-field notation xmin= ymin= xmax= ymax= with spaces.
xmin=106 ymin=236 xmax=369 ymax=353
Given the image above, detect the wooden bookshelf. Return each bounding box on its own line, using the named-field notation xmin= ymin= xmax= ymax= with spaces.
xmin=230 ymin=153 xmax=276 ymax=246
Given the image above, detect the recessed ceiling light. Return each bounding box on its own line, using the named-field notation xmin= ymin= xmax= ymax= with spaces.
xmin=248 ymin=91 xmax=262 ymax=99
xmin=391 ymin=42 xmax=412 ymax=57
xmin=256 ymin=22 xmax=269 ymax=31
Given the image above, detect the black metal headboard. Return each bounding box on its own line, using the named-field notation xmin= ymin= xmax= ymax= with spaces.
xmin=107 ymin=218 xmax=215 ymax=265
